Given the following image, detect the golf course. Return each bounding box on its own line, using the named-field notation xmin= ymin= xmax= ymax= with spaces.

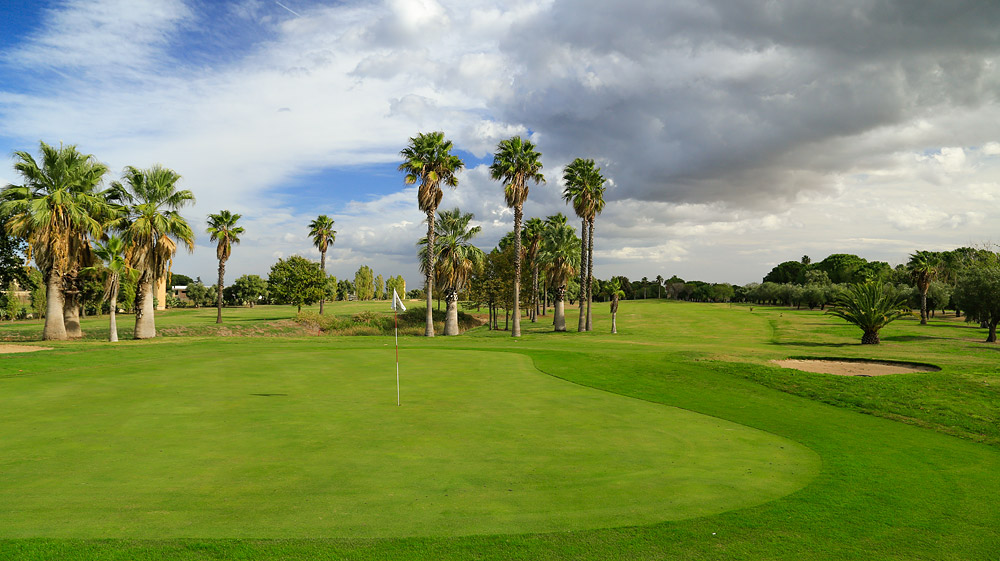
xmin=2 ymin=300 xmax=1000 ymax=560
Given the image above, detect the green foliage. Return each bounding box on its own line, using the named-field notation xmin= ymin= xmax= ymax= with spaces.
xmin=763 ymin=260 xmax=806 ymax=284
xmin=3 ymin=282 xmax=20 ymax=320
xmin=385 ymin=275 xmax=406 ymax=300
xmin=268 ymin=256 xmax=326 ymax=311
xmin=169 ymin=273 xmax=193 ymax=286
xmin=953 ymin=257 xmax=1000 ymax=341
xmin=0 ymin=213 xmax=29 ymax=289
xmin=374 ymin=274 xmax=384 ymax=300
xmin=228 ymin=274 xmax=268 ymax=307
xmin=185 ymin=280 xmax=212 ymax=307
xmin=353 ymin=265 xmax=375 ymax=300
xmin=826 ymin=282 xmax=910 ymax=344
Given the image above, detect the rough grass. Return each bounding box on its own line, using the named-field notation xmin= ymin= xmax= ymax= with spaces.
xmin=1 ymin=300 xmax=999 ymax=559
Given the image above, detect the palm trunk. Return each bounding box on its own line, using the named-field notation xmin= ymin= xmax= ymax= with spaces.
xmin=531 ymin=264 xmax=539 ymax=322
xmin=920 ymin=290 xmax=928 ymax=325
xmin=578 ymin=219 xmax=588 ymax=332
xmin=319 ymin=249 xmax=326 ymax=315
xmin=512 ymin=205 xmax=523 ymax=337
xmin=425 ymin=209 xmax=435 ymax=337
xmin=43 ymin=271 xmax=67 ymax=340
xmin=63 ymin=291 xmax=82 ymax=338
xmin=861 ymin=330 xmax=880 ymax=345
xmin=134 ymin=275 xmax=156 ymax=339
xmin=216 ymin=258 xmax=226 ymax=324
xmin=542 ymin=279 xmax=547 ymax=316
xmin=444 ymin=289 xmax=459 ymax=335
xmin=611 ymin=312 xmax=617 ymax=334
xmin=586 ymin=217 xmax=595 ymax=332
xmin=554 ymin=285 xmax=566 ymax=332
xmin=108 ymin=283 xmax=119 ymax=343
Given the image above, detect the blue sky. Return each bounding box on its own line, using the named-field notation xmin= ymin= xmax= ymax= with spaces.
xmin=2 ymin=0 xmax=1000 ymax=287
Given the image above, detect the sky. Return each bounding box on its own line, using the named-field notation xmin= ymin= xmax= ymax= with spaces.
xmin=1 ymin=0 xmax=1000 ymax=287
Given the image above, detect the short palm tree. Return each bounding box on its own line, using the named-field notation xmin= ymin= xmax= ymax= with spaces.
xmin=116 ymin=165 xmax=195 ymax=339
xmin=562 ymin=158 xmax=606 ymax=332
xmin=908 ymin=251 xmax=939 ymax=325
xmin=827 ymin=282 xmax=910 ymax=344
xmin=88 ymin=235 xmax=137 ymax=342
xmin=417 ymin=208 xmax=484 ymax=335
xmin=308 ymin=214 xmax=336 ymax=314
xmin=0 ymin=141 xmax=110 ymax=340
xmin=399 ymin=132 xmax=464 ymax=337
xmin=523 ymin=217 xmax=544 ymax=322
xmin=608 ymin=277 xmax=626 ymax=334
xmin=490 ymin=136 xmax=544 ymax=337
xmin=540 ymin=222 xmax=580 ymax=332
xmin=206 ymin=210 xmax=244 ymax=324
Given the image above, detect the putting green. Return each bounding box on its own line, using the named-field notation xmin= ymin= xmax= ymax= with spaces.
xmin=0 ymin=342 xmax=819 ymax=538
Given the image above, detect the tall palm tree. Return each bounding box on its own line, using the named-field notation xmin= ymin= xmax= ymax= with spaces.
xmin=206 ymin=210 xmax=244 ymax=324
xmin=908 ymin=251 xmax=939 ymax=325
xmin=88 ymin=235 xmax=136 ymax=342
xmin=563 ymin=158 xmax=607 ymax=332
xmin=399 ymin=132 xmax=464 ymax=337
xmin=540 ymin=222 xmax=580 ymax=332
xmin=0 ymin=141 xmax=110 ymax=340
xmin=523 ymin=217 xmax=544 ymax=322
xmin=116 ymin=165 xmax=195 ymax=339
xmin=490 ymin=136 xmax=544 ymax=337
xmin=308 ymin=215 xmax=336 ymax=314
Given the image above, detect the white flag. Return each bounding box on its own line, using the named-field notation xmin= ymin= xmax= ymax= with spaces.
xmin=391 ymin=288 xmax=407 ymax=312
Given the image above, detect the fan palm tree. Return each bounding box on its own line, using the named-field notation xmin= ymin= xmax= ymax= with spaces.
xmin=0 ymin=141 xmax=110 ymax=340
xmin=308 ymin=215 xmax=336 ymax=314
xmin=490 ymin=136 xmax=544 ymax=337
xmin=417 ymin=208 xmax=484 ymax=335
xmin=608 ymin=277 xmax=626 ymax=334
xmin=399 ymin=132 xmax=464 ymax=337
xmin=206 ymin=210 xmax=244 ymax=324
xmin=907 ymin=251 xmax=939 ymax=325
xmin=563 ymin=158 xmax=605 ymax=331
xmin=116 ymin=165 xmax=195 ymax=339
xmin=542 ymin=213 xmax=568 ymax=319
xmin=540 ymin=222 xmax=580 ymax=332
xmin=827 ymin=282 xmax=910 ymax=344
xmin=523 ymin=217 xmax=544 ymax=322
xmin=87 ymin=235 xmax=136 ymax=342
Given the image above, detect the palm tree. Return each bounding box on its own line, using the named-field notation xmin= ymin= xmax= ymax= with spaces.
xmin=308 ymin=215 xmax=336 ymax=314
xmin=88 ymin=235 xmax=136 ymax=342
xmin=562 ymin=158 xmax=605 ymax=332
xmin=434 ymin=209 xmax=485 ymax=335
xmin=540 ymin=222 xmax=580 ymax=332
xmin=206 ymin=210 xmax=244 ymax=324
xmin=399 ymin=132 xmax=464 ymax=337
xmin=542 ymin=213 xmax=568 ymax=319
xmin=908 ymin=251 xmax=939 ymax=325
xmin=490 ymin=136 xmax=544 ymax=337
xmin=827 ymin=282 xmax=910 ymax=344
xmin=0 ymin=141 xmax=110 ymax=340
xmin=608 ymin=277 xmax=626 ymax=334
xmin=116 ymin=165 xmax=195 ymax=339
xmin=523 ymin=217 xmax=544 ymax=322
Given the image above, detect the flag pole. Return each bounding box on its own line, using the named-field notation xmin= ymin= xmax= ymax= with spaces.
xmin=395 ymin=306 xmax=400 ymax=406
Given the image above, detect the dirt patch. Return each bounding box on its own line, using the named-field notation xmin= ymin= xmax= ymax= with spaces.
xmin=0 ymin=344 xmax=53 ymax=354
xmin=772 ymin=359 xmax=939 ymax=377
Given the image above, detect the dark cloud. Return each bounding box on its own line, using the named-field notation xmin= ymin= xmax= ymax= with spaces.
xmin=491 ymin=0 xmax=1000 ymax=206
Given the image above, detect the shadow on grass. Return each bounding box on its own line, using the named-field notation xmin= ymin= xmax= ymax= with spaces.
xmin=880 ymin=335 xmax=945 ymax=342
xmin=770 ymin=341 xmax=856 ymax=348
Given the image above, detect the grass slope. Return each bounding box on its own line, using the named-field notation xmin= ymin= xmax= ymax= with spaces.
xmin=2 ymin=300 xmax=1000 ymax=559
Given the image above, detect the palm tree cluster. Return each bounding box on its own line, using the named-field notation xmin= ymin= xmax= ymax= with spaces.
xmin=0 ymin=141 xmax=199 ymax=341
xmin=401 ymin=132 xmax=609 ymax=337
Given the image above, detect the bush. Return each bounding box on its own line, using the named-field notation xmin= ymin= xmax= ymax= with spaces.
xmin=296 ymin=306 xmax=481 ymax=336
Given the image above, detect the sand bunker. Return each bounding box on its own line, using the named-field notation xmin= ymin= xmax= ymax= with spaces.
xmin=0 ymin=344 xmax=52 ymax=354
xmin=772 ymin=359 xmax=939 ymax=377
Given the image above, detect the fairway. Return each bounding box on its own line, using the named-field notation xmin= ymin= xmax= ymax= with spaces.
xmin=0 ymin=340 xmax=816 ymax=538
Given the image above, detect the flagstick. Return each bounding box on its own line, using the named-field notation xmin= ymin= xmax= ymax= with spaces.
xmin=395 ymin=306 xmax=400 ymax=406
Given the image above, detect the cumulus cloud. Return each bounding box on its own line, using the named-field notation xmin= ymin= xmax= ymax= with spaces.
xmin=2 ymin=0 xmax=1000 ymax=285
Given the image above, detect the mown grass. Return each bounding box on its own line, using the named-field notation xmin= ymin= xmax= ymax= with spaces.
xmin=1 ymin=299 xmax=999 ymax=559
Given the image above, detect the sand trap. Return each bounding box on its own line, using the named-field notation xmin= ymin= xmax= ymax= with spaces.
xmin=0 ymin=344 xmax=53 ymax=354
xmin=772 ymin=359 xmax=939 ymax=377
